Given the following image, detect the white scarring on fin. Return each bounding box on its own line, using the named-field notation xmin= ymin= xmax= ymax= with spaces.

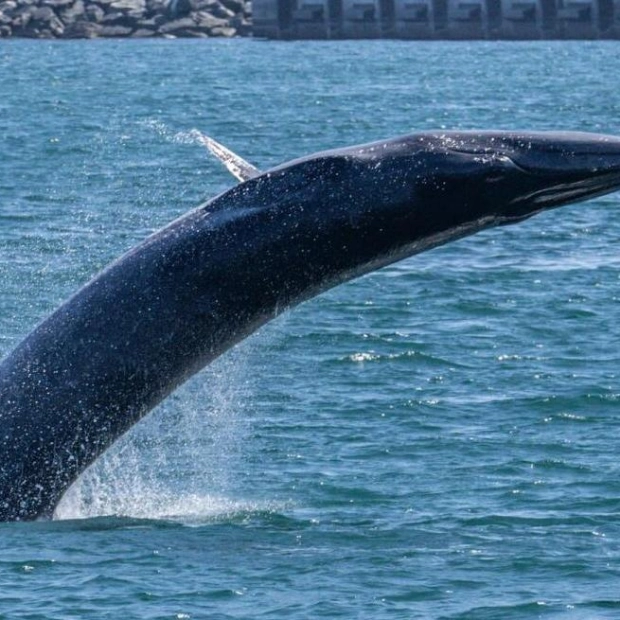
xmin=196 ymin=132 xmax=261 ymax=182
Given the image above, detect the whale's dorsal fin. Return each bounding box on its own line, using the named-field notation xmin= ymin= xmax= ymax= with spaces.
xmin=197 ymin=132 xmax=261 ymax=182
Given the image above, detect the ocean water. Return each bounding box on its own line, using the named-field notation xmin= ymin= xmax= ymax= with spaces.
xmin=1 ymin=38 xmax=620 ymax=618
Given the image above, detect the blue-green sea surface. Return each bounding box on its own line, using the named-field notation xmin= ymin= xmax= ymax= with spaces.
xmin=1 ymin=39 xmax=620 ymax=619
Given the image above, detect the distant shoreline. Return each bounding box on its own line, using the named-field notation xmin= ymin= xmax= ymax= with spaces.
xmin=0 ymin=0 xmax=251 ymax=39
xmin=3 ymin=0 xmax=620 ymax=41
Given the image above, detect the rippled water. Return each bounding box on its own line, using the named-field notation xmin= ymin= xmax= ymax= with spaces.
xmin=1 ymin=38 xmax=620 ymax=618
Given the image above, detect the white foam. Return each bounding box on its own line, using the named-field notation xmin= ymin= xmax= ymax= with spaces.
xmin=138 ymin=119 xmax=207 ymax=146
xmin=54 ymin=347 xmax=255 ymax=523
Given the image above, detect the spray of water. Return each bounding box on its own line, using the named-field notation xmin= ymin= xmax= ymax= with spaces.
xmin=54 ymin=347 xmax=260 ymax=523
xmin=138 ymin=119 xmax=208 ymax=147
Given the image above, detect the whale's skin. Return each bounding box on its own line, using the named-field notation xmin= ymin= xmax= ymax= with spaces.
xmin=2 ymin=130 xmax=620 ymax=521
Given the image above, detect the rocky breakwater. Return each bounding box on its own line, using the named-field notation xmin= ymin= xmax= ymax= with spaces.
xmin=0 ymin=0 xmax=251 ymax=38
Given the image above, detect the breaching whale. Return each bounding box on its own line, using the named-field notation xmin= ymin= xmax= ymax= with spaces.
xmin=2 ymin=130 xmax=620 ymax=522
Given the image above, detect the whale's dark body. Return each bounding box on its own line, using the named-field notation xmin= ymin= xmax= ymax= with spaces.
xmin=2 ymin=130 xmax=620 ymax=521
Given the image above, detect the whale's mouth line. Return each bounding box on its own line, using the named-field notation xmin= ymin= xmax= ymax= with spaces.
xmin=522 ymin=170 xmax=620 ymax=208
xmin=446 ymin=145 xmax=620 ymax=212
xmin=496 ymin=169 xmax=620 ymax=226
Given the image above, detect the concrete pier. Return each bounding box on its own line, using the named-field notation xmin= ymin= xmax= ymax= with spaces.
xmin=253 ymin=0 xmax=619 ymax=37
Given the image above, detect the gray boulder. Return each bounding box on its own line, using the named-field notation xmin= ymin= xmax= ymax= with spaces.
xmin=101 ymin=10 xmax=128 ymax=22
xmin=0 ymin=1 xmax=18 ymax=14
xmin=41 ymin=0 xmax=74 ymax=7
xmin=131 ymin=25 xmax=154 ymax=34
xmin=28 ymin=4 xmax=65 ymax=32
xmin=157 ymin=14 xmax=191 ymax=32
xmin=188 ymin=0 xmax=217 ymax=9
xmin=192 ymin=10 xmax=225 ymax=28
xmin=99 ymin=22 xmax=132 ymax=34
xmin=12 ymin=7 xmax=34 ymax=29
xmin=85 ymin=3 xmax=105 ymax=21
xmin=63 ymin=18 xmax=100 ymax=35
xmin=110 ymin=0 xmax=144 ymax=11
xmin=209 ymin=23 xmax=234 ymax=35
xmin=136 ymin=13 xmax=166 ymax=25
xmin=145 ymin=0 xmax=167 ymax=13
xmin=31 ymin=5 xmax=55 ymax=20
xmin=59 ymin=0 xmax=86 ymax=23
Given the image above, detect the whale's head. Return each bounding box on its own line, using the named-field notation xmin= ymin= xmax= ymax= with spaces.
xmin=308 ymin=130 xmax=620 ymax=265
xmin=392 ymin=130 xmax=620 ymax=225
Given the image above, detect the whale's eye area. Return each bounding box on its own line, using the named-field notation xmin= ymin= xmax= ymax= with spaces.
xmin=483 ymin=157 xmax=514 ymax=183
